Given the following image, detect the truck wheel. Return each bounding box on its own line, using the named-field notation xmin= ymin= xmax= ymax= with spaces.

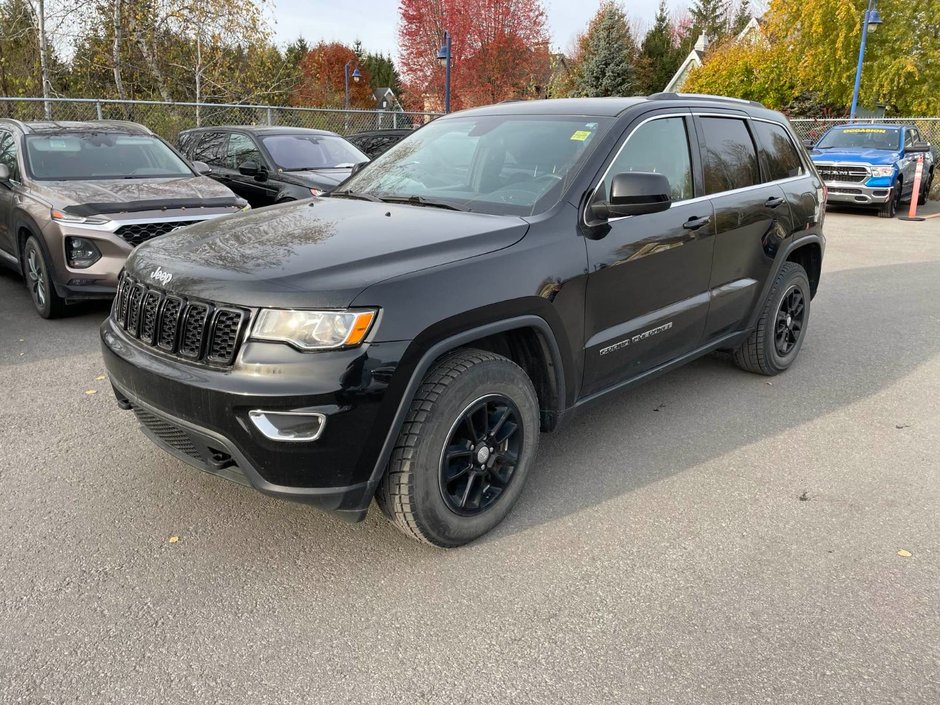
xmin=732 ymin=262 xmax=811 ymax=376
xmin=377 ymin=348 xmax=539 ymax=547
xmin=918 ymin=170 xmax=933 ymax=205
xmin=23 ymin=236 xmax=66 ymax=319
xmin=878 ymin=180 xmax=901 ymax=218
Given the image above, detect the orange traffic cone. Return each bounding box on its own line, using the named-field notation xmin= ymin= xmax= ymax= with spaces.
xmin=898 ymin=154 xmax=926 ymax=221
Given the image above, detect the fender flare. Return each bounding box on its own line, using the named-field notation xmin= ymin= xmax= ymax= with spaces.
xmin=745 ymin=232 xmax=824 ymax=331
xmin=363 ymin=314 xmax=567 ymax=495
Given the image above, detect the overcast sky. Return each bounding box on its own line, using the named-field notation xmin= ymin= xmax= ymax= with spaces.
xmin=270 ymin=0 xmax=679 ymax=60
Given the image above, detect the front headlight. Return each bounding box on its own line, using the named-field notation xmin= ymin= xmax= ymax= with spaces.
xmin=50 ymin=209 xmax=110 ymax=225
xmin=870 ymin=166 xmax=895 ymax=178
xmin=251 ymin=309 xmax=377 ymax=350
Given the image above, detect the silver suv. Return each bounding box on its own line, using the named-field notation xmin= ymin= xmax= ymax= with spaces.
xmin=0 ymin=119 xmax=247 ymax=318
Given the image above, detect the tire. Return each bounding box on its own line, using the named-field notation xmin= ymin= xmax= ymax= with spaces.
xmin=376 ymin=348 xmax=539 ymax=547
xmin=22 ymin=235 xmax=66 ymax=319
xmin=732 ymin=262 xmax=811 ymax=376
xmin=878 ymin=179 xmax=901 ymax=218
xmin=918 ymin=170 xmax=933 ymax=206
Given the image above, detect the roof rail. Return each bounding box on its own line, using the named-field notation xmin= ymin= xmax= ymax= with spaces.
xmin=0 ymin=117 xmax=31 ymax=132
xmin=648 ymin=92 xmax=764 ymax=109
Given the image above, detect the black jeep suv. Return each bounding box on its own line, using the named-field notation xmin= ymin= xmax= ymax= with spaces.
xmin=101 ymin=94 xmax=825 ymax=547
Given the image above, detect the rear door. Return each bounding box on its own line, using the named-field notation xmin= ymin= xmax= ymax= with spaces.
xmin=581 ymin=111 xmax=716 ymax=396
xmin=695 ymin=114 xmax=796 ymax=340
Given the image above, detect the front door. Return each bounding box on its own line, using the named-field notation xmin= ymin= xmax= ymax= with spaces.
xmin=0 ymin=129 xmax=20 ymax=259
xmin=222 ymin=133 xmax=279 ymax=207
xmin=582 ymin=114 xmax=715 ymax=397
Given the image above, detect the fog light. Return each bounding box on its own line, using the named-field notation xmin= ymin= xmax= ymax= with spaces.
xmin=249 ymin=410 xmax=326 ymax=442
xmin=66 ymin=237 xmax=101 ymax=269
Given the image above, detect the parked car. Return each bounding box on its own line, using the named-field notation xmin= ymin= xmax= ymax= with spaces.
xmin=346 ymin=128 xmax=413 ymax=159
xmin=177 ymin=126 xmax=368 ymax=207
xmin=102 ymin=93 xmax=825 ymax=547
xmin=0 ymin=119 xmax=246 ymax=318
xmin=807 ymin=123 xmax=935 ymax=218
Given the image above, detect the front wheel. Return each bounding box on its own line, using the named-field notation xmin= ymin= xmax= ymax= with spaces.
xmin=732 ymin=262 xmax=811 ymax=376
xmin=23 ymin=236 xmax=66 ymax=319
xmin=376 ymin=349 xmax=539 ymax=547
xmin=878 ymin=180 xmax=901 ymax=218
xmin=918 ymin=170 xmax=933 ymax=206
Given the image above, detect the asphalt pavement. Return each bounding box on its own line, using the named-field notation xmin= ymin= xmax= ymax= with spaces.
xmin=1 ymin=205 xmax=938 ymax=704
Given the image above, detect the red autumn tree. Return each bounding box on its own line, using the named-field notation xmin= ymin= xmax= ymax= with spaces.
xmin=398 ymin=0 xmax=551 ymax=111
xmin=291 ymin=42 xmax=373 ymax=109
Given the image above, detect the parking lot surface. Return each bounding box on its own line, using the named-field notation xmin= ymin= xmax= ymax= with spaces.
xmin=1 ymin=205 xmax=939 ymax=704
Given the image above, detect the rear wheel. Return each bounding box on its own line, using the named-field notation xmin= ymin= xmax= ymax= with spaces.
xmin=918 ymin=169 xmax=933 ymax=206
xmin=23 ymin=236 xmax=66 ymax=319
xmin=732 ymin=262 xmax=811 ymax=376
xmin=878 ymin=179 xmax=901 ymax=218
xmin=376 ymin=349 xmax=539 ymax=547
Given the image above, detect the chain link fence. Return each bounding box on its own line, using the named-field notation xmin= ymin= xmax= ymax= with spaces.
xmin=791 ymin=117 xmax=940 ymax=146
xmin=0 ymin=97 xmax=441 ymax=143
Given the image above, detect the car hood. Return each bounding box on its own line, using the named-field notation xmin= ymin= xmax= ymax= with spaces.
xmin=126 ymin=197 xmax=528 ymax=308
xmin=280 ymin=168 xmax=354 ymax=189
xmin=33 ymin=176 xmax=240 ymax=214
xmin=810 ymin=149 xmax=900 ymax=166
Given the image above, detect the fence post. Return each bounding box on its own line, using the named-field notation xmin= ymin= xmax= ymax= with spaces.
xmin=266 ymin=107 xmax=273 ymax=126
xmin=95 ymin=101 xmax=103 ymax=120
xmin=393 ymin=112 xmax=397 ymax=129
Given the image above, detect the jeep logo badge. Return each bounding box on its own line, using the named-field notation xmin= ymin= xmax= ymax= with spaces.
xmin=150 ymin=267 xmax=173 ymax=286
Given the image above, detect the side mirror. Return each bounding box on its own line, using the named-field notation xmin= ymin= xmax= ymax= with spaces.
xmin=591 ymin=172 xmax=672 ymax=220
xmin=907 ymin=142 xmax=931 ymax=154
xmin=192 ymin=160 xmax=212 ymax=175
xmin=0 ymin=164 xmax=9 ymax=182
xmin=350 ymin=160 xmax=370 ymax=176
xmin=238 ymin=160 xmax=263 ymax=177
xmin=802 ymin=139 xmax=815 ymax=149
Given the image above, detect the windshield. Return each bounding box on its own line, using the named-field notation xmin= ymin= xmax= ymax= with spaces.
xmin=24 ymin=133 xmax=192 ymax=180
xmin=336 ymin=114 xmax=612 ymax=216
xmin=260 ymin=134 xmax=368 ymax=170
xmin=816 ymin=127 xmax=901 ymax=151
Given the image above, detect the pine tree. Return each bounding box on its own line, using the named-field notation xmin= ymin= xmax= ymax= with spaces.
xmin=730 ymin=0 xmax=752 ymax=35
xmin=637 ymin=0 xmax=681 ymax=93
xmin=689 ymin=0 xmax=729 ymax=44
xmin=574 ymin=2 xmax=637 ymax=98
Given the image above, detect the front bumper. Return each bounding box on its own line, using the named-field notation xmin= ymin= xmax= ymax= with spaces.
xmin=823 ymin=181 xmax=893 ymax=206
xmin=101 ymin=318 xmax=408 ymax=520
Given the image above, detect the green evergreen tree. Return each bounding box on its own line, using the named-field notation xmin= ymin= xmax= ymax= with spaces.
xmin=689 ymin=0 xmax=730 ymax=44
xmin=730 ymin=0 xmax=752 ymax=35
xmin=574 ymin=1 xmax=637 ymax=97
xmin=637 ymin=0 xmax=681 ymax=93
xmin=362 ymin=52 xmax=402 ymax=93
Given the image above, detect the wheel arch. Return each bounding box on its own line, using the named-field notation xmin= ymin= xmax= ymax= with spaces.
xmin=785 ymin=240 xmax=822 ymax=298
xmin=362 ymin=315 xmax=568 ymax=499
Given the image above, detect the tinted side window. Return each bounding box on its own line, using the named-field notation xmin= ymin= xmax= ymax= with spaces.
xmin=0 ymin=130 xmax=19 ymax=180
xmin=178 ymin=132 xmax=197 ymax=156
xmin=192 ymin=132 xmax=226 ymax=167
xmin=226 ymin=133 xmax=263 ymax=169
xmin=699 ymin=117 xmax=759 ymax=194
xmin=604 ymin=117 xmax=693 ymax=201
xmin=904 ymin=129 xmax=915 ymax=148
xmin=752 ymin=121 xmax=804 ymax=182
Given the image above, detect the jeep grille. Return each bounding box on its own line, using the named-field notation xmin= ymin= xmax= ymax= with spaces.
xmin=112 ymin=274 xmax=248 ymax=366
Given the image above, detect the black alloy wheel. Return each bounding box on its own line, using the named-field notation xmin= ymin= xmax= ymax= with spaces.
xmin=774 ymin=286 xmax=805 ymax=356
xmin=439 ymin=395 xmax=523 ymax=516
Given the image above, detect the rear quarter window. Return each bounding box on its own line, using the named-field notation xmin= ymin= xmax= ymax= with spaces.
xmin=752 ymin=121 xmax=805 ymax=181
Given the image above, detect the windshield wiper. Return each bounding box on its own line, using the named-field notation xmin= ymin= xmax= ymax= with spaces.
xmin=329 ymin=189 xmax=383 ymax=202
xmin=377 ymin=194 xmax=465 ymax=211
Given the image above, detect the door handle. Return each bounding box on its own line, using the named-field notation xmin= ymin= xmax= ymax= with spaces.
xmin=765 ymin=196 xmax=785 ymax=208
xmin=682 ymin=216 xmax=710 ymax=230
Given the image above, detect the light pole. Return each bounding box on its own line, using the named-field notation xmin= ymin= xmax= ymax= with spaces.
xmin=344 ymin=61 xmax=361 ymax=111
xmin=436 ymin=30 xmax=452 ymax=114
xmin=849 ymin=0 xmax=883 ymax=121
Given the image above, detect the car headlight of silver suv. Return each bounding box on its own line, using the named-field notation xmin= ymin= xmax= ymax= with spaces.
xmin=250 ymin=309 xmax=377 ymax=350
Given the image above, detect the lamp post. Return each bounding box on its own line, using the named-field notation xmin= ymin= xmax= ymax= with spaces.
xmin=436 ymin=30 xmax=452 ymax=114
xmin=849 ymin=0 xmax=883 ymax=121
xmin=344 ymin=60 xmax=361 ymax=132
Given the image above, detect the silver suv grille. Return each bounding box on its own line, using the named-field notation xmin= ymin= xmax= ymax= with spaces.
xmin=115 ymin=221 xmax=201 ymax=247
xmin=112 ymin=274 xmax=248 ymax=366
